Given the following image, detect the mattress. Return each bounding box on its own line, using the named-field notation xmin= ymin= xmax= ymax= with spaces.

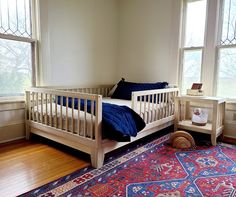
xmin=32 ymin=103 xmax=95 ymax=138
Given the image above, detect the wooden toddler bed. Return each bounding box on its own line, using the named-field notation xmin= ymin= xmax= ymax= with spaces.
xmin=25 ymin=85 xmax=179 ymax=168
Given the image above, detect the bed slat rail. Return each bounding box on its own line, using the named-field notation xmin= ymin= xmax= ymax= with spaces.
xmin=131 ymin=88 xmax=179 ymax=124
xmin=25 ymin=88 xmax=103 ymax=145
xmin=41 ymin=85 xmax=113 ymax=97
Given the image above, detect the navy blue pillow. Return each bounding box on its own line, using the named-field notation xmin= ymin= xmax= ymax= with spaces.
xmin=111 ymin=80 xmax=168 ymax=100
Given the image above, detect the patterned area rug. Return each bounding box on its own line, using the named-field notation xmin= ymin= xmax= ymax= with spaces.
xmin=21 ymin=134 xmax=236 ymax=197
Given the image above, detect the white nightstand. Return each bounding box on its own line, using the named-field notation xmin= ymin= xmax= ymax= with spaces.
xmin=174 ymin=96 xmax=226 ymax=146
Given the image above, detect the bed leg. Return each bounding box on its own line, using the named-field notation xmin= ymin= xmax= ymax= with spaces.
xmin=25 ymin=123 xmax=31 ymax=140
xmin=91 ymin=149 xmax=104 ymax=169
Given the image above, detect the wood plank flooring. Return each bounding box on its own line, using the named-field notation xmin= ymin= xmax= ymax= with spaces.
xmin=0 ymin=136 xmax=90 ymax=197
xmin=0 ymin=129 xmax=235 ymax=196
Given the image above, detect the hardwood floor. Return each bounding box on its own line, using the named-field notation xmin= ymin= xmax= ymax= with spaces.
xmin=0 ymin=136 xmax=90 ymax=197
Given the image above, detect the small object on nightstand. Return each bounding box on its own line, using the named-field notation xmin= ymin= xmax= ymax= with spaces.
xmin=192 ymin=108 xmax=208 ymax=126
xmin=187 ymin=83 xmax=204 ymax=96
xmin=187 ymin=89 xmax=204 ymax=96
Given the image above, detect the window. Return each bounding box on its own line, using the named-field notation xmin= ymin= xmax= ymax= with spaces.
xmin=180 ymin=0 xmax=207 ymax=95
xmin=0 ymin=0 xmax=37 ymax=97
xmin=180 ymin=0 xmax=236 ymax=99
xmin=217 ymin=0 xmax=236 ymax=98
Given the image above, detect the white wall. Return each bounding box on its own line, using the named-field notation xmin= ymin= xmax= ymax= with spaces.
xmin=117 ymin=0 xmax=181 ymax=84
xmin=39 ymin=0 xmax=118 ymax=86
xmin=0 ymin=100 xmax=25 ymax=143
xmin=225 ymin=103 xmax=236 ymax=138
xmin=39 ymin=0 xmax=181 ymax=86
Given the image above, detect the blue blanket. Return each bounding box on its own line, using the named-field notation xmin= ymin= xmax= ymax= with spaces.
xmin=58 ymin=97 xmax=146 ymax=141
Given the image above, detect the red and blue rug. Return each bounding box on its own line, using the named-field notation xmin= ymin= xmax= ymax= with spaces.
xmin=21 ymin=134 xmax=236 ymax=196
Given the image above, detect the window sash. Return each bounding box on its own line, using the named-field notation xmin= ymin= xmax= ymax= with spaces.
xmin=183 ymin=0 xmax=207 ymax=47
xmin=180 ymin=47 xmax=204 ymax=94
xmin=215 ymin=0 xmax=236 ymax=99
xmin=218 ymin=0 xmax=236 ymax=45
xmin=215 ymin=45 xmax=236 ymax=98
xmin=0 ymin=0 xmax=33 ymax=38
xmin=0 ymin=34 xmax=37 ymax=88
xmin=180 ymin=0 xmax=206 ymax=94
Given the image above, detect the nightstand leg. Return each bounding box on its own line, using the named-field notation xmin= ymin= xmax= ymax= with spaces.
xmin=211 ymin=102 xmax=218 ymax=146
xmin=211 ymin=134 xmax=217 ymax=146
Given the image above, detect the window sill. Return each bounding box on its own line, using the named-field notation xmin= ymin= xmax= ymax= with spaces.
xmin=0 ymin=96 xmax=25 ymax=104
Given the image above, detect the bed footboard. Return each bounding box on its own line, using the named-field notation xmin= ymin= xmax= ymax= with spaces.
xmin=131 ymin=88 xmax=179 ymax=130
xmin=25 ymin=87 xmax=104 ymax=168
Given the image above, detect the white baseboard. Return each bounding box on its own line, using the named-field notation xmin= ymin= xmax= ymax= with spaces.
xmin=224 ymin=134 xmax=236 ymax=139
xmin=0 ymin=136 xmax=26 ymax=144
xmin=0 ymin=122 xmax=25 ymax=143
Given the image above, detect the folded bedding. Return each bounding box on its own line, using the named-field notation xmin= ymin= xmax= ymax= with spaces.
xmin=101 ymin=103 xmax=145 ymax=141
xmin=103 ymin=97 xmax=174 ymax=123
xmin=110 ymin=78 xmax=168 ymax=100
xmin=58 ymin=97 xmax=146 ymax=141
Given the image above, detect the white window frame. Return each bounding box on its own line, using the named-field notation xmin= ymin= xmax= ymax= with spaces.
xmin=0 ymin=0 xmax=39 ymax=98
xmin=179 ymin=0 xmax=207 ymax=94
xmin=179 ymin=0 xmax=232 ymax=98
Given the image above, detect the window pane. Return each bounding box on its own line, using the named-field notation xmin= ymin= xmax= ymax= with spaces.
xmin=0 ymin=0 xmax=32 ymax=38
xmin=184 ymin=0 xmax=207 ymax=47
xmin=182 ymin=50 xmax=202 ymax=94
xmin=217 ymin=48 xmax=236 ymax=98
xmin=0 ymin=38 xmax=32 ymax=96
xmin=221 ymin=0 xmax=236 ymax=45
